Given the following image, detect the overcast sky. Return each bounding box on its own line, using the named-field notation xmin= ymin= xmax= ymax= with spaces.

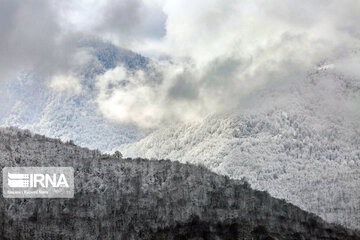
xmin=1 ymin=0 xmax=359 ymax=127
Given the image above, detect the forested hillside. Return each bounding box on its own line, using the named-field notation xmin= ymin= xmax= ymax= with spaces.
xmin=120 ymin=63 xmax=360 ymax=230
xmin=0 ymin=127 xmax=359 ymax=239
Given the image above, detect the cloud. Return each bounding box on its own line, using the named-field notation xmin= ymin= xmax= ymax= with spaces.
xmin=100 ymin=0 xmax=142 ymax=34
xmin=48 ymin=74 xmax=82 ymax=95
xmin=167 ymin=72 xmax=199 ymax=100
xmin=109 ymin=0 xmax=360 ymax=126
xmin=59 ymin=0 xmax=167 ymax=48
xmin=95 ymin=66 xmax=165 ymax=127
xmin=1 ymin=0 xmax=359 ymax=127
xmin=92 ymin=0 xmax=360 ymax=127
xmin=0 ymin=0 xmax=166 ymax=85
xmin=0 ymin=0 xmax=94 ymax=87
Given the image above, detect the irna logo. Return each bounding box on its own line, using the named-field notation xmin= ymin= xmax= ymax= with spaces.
xmin=3 ymin=167 xmax=74 ymax=198
xmin=8 ymin=172 xmax=69 ymax=188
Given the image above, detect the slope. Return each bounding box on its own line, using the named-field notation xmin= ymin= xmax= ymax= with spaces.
xmin=0 ymin=40 xmax=150 ymax=151
xmin=119 ymin=57 xmax=360 ymax=230
xmin=0 ymin=127 xmax=359 ymax=240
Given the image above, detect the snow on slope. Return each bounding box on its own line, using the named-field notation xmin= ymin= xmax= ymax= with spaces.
xmin=119 ymin=57 xmax=360 ymax=229
xmin=0 ymin=41 xmax=150 ymax=151
xmin=1 ymin=127 xmax=359 ymax=240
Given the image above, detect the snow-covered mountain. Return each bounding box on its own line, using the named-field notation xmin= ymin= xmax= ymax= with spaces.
xmin=1 ymin=127 xmax=359 ymax=239
xmin=119 ymin=56 xmax=360 ymax=230
xmin=0 ymin=41 xmax=150 ymax=151
xmin=2 ymin=37 xmax=359 ymax=231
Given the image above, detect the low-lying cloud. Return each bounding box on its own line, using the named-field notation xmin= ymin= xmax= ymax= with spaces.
xmin=1 ymin=0 xmax=359 ymax=127
xmin=94 ymin=0 xmax=360 ymax=127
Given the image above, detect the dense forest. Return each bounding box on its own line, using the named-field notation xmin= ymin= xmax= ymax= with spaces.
xmin=0 ymin=127 xmax=359 ymax=239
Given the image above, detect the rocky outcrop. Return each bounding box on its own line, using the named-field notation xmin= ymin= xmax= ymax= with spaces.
xmin=0 ymin=127 xmax=359 ymax=240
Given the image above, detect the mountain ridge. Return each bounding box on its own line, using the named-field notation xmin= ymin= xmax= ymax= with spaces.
xmin=0 ymin=41 xmax=150 ymax=151
xmin=119 ymin=64 xmax=360 ymax=230
xmin=0 ymin=126 xmax=359 ymax=239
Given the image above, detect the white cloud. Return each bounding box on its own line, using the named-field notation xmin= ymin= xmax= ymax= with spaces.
xmin=49 ymin=74 xmax=82 ymax=95
xmin=95 ymin=64 xmax=209 ymax=128
xmin=111 ymin=0 xmax=360 ymax=126
xmin=95 ymin=66 xmax=163 ymax=128
xmin=1 ymin=0 xmax=359 ymax=127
